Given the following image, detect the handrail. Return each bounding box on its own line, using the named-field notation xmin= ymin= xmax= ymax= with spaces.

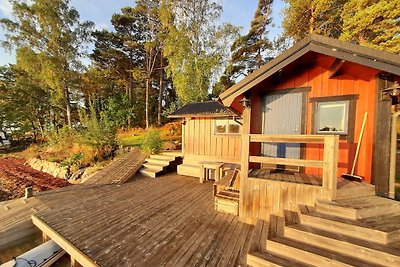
xmin=244 ymin=134 xmax=339 ymax=200
xmin=249 ymin=134 xmax=326 ymax=144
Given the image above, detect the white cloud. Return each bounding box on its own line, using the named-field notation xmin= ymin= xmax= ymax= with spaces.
xmin=0 ymin=0 xmax=13 ymax=18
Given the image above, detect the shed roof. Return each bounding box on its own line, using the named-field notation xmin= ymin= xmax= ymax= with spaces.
xmin=219 ymin=34 xmax=400 ymax=106
xmin=168 ymin=100 xmax=239 ymax=118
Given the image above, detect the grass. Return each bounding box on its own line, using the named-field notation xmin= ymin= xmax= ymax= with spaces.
xmin=117 ymin=134 xmax=180 ymax=147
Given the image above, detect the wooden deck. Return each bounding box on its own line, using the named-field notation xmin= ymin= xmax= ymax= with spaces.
xmin=83 ymin=148 xmax=146 ymax=185
xmin=33 ymin=174 xmax=253 ymax=267
xmin=248 ymin=168 xmax=374 ymax=191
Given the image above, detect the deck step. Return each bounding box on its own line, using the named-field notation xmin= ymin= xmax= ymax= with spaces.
xmin=267 ymin=236 xmax=380 ymax=267
xmin=142 ymin=163 xmax=165 ymax=172
xmin=160 ymin=150 xmax=182 ymax=157
xmin=139 ymin=167 xmax=162 ymax=178
xmin=335 ymin=184 xmax=375 ymax=199
xmin=177 ymin=163 xmax=201 ymax=177
xmin=247 ymin=251 xmax=313 ymax=267
xmin=299 ymin=205 xmax=400 ymax=244
xmin=284 ymin=224 xmax=400 ymax=266
xmin=149 ymin=154 xmax=176 ymax=161
xmin=145 ymin=158 xmax=171 ymax=165
xmin=215 ymin=190 xmax=239 ymax=201
xmin=316 ymin=196 xmax=400 ymax=220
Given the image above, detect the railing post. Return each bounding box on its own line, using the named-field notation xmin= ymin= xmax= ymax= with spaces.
xmin=239 ymin=105 xmax=251 ymax=222
xmin=322 ymin=135 xmax=339 ymax=200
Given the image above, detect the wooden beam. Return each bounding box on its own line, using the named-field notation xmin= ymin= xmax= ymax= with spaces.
xmin=322 ymin=135 xmax=339 ymax=200
xmin=32 ymin=215 xmax=99 ymax=267
xmin=328 ymin=58 xmax=346 ymax=78
xmin=249 ymin=134 xmax=325 ymax=144
xmin=249 ymin=156 xmax=323 ymax=168
xmin=239 ymin=106 xmax=251 ymax=223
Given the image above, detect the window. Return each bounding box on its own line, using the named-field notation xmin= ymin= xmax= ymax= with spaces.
xmin=316 ymin=101 xmax=349 ymax=134
xmin=311 ymin=94 xmax=357 ymax=141
xmin=215 ymin=118 xmax=241 ymax=134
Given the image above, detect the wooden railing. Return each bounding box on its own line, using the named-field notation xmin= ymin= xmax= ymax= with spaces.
xmin=241 ymin=134 xmax=339 ymax=200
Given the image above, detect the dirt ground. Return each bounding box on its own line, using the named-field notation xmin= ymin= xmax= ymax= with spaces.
xmin=0 ymin=157 xmax=70 ymax=202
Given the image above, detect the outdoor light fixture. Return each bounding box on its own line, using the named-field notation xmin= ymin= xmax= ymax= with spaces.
xmin=381 ymin=81 xmax=400 ymax=102
xmin=240 ymin=95 xmax=251 ymax=108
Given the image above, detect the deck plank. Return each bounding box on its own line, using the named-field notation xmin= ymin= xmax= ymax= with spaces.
xmin=33 ymin=173 xmax=252 ymax=267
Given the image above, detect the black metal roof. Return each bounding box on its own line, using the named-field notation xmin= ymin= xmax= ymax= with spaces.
xmin=168 ymin=101 xmax=239 ymax=118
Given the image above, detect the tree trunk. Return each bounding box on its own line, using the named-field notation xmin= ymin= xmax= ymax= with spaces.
xmin=65 ymin=88 xmax=72 ymax=128
xmin=145 ymin=77 xmax=150 ymax=128
xmin=158 ymin=50 xmax=164 ymax=126
xmin=309 ymin=10 xmax=315 ymax=34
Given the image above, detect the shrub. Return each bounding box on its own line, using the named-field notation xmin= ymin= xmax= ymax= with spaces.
xmin=141 ymin=129 xmax=162 ymax=154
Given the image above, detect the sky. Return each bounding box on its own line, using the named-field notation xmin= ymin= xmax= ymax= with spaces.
xmin=0 ymin=0 xmax=286 ymax=66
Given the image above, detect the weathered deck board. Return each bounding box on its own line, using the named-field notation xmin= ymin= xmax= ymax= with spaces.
xmin=83 ymin=148 xmax=146 ymax=185
xmin=34 ymin=174 xmax=253 ymax=267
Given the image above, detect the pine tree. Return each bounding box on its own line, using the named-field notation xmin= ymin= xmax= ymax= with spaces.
xmin=215 ymin=0 xmax=274 ymax=94
xmin=340 ymin=0 xmax=400 ymax=54
xmin=282 ymin=0 xmax=346 ymax=41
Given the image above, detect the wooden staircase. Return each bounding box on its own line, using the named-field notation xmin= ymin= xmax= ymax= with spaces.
xmin=139 ymin=151 xmax=182 ymax=178
xmin=247 ymin=196 xmax=400 ymax=266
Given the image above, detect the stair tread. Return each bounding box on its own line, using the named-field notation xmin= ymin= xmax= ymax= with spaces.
xmin=248 ymin=251 xmax=313 ymax=267
xmin=304 ymin=208 xmax=400 ymax=233
xmin=269 ymin=236 xmax=382 ymax=267
xmin=286 ymin=224 xmax=400 ymax=256
xmin=216 ymin=190 xmax=239 ymax=199
xmin=144 ymin=162 xmax=167 ymax=167
xmin=140 ymin=167 xmax=163 ymax=173
xmin=317 ymin=196 xmax=400 ymax=210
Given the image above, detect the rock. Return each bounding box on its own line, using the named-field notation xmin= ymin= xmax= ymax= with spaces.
xmin=27 ymin=158 xmax=70 ymax=179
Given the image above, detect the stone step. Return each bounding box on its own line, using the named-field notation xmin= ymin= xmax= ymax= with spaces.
xmin=267 ymin=236 xmax=379 ymax=267
xmin=316 ymin=196 xmax=400 ymax=220
xmin=299 ymin=205 xmax=400 ymax=244
xmin=284 ymin=224 xmax=400 ymax=266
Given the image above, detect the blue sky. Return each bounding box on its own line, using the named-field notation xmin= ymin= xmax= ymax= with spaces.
xmin=0 ymin=0 xmax=286 ymax=66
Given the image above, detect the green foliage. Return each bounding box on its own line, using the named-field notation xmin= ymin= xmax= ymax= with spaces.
xmin=283 ymin=0 xmax=347 ymax=41
xmin=79 ymin=105 xmax=116 ymax=147
xmin=141 ymin=128 xmax=162 ymax=154
xmin=102 ymin=94 xmax=135 ymax=128
xmin=340 ymin=0 xmax=400 ymax=53
xmin=60 ymin=153 xmax=83 ymax=167
xmin=1 ymin=0 xmax=94 ymax=127
xmin=216 ymin=0 xmax=274 ymax=94
xmin=161 ymin=0 xmax=239 ymax=104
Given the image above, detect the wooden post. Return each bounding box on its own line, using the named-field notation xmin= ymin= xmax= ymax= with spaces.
xmin=322 ymin=135 xmax=339 ymax=200
xmin=181 ymin=119 xmax=186 ymax=157
xmin=239 ymin=106 xmax=251 ymax=222
xmin=25 ymin=187 xmax=33 ymax=199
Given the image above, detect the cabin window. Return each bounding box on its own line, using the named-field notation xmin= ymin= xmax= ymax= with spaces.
xmin=214 ymin=118 xmax=241 ymax=134
xmin=311 ymin=94 xmax=358 ymax=141
xmin=316 ymin=101 xmax=349 ymax=135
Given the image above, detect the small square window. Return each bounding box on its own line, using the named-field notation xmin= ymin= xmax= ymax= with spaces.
xmin=215 ymin=119 xmax=227 ymax=134
xmin=316 ymin=101 xmax=349 ymax=135
xmin=215 ymin=118 xmax=241 ymax=134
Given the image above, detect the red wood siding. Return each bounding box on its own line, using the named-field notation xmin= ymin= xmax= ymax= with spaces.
xmin=246 ymin=58 xmax=378 ymax=183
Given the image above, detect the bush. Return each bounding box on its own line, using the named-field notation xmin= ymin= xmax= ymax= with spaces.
xmin=141 ymin=129 xmax=162 ymax=154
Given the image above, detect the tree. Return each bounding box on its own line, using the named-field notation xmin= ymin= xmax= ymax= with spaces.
xmin=0 ymin=65 xmax=51 ymax=139
xmin=215 ymin=0 xmax=274 ymax=93
xmin=282 ymin=0 xmax=346 ymax=41
xmin=0 ymin=0 xmax=93 ymax=128
xmin=340 ymin=0 xmax=400 ymax=53
xmin=161 ymin=0 xmax=239 ymax=104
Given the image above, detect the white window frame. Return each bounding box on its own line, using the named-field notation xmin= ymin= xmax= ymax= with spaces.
xmin=316 ymin=100 xmax=349 ymax=135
